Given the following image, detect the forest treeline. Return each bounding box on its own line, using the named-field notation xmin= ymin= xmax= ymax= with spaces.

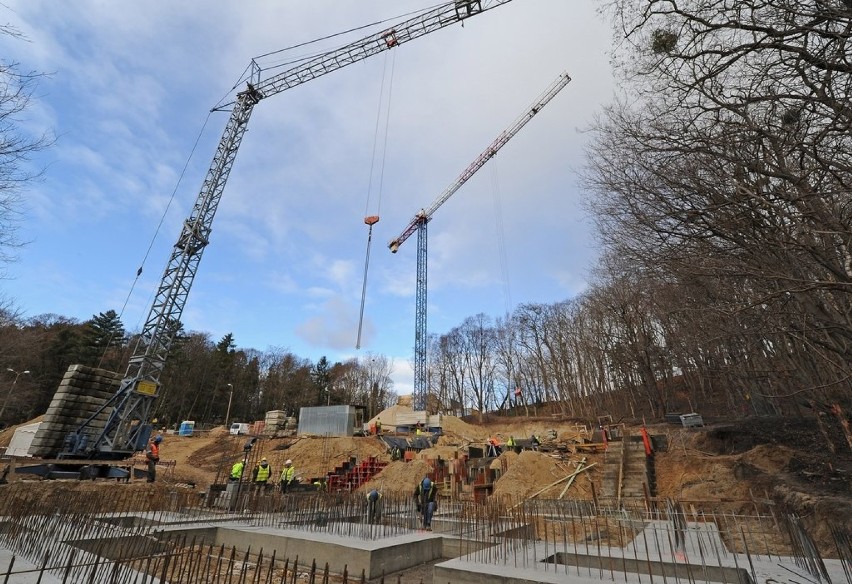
xmin=1 ymin=1 xmax=850 ymax=429
xmin=429 ymin=0 xmax=852 ymax=421
xmin=0 ymin=310 xmax=397 ymax=429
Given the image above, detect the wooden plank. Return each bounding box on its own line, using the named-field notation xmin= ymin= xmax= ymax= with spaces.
xmin=509 ymin=463 xmax=597 ymax=510
xmin=558 ymin=457 xmax=586 ymax=499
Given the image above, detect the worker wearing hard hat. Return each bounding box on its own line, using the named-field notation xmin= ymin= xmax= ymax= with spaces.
xmin=279 ymin=459 xmax=296 ymax=493
xmin=366 ymin=487 xmax=382 ymax=523
xmin=413 ymin=476 xmax=438 ymax=531
xmin=252 ymin=457 xmax=273 ymax=491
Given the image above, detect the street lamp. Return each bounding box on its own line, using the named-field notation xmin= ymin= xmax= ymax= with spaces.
xmin=1 ymin=368 xmax=30 ymax=421
xmin=224 ymin=383 xmax=234 ymax=429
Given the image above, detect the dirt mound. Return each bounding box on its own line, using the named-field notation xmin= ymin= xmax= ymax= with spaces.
xmin=366 ymin=404 xmax=414 ymax=428
xmin=492 ymin=450 xmax=595 ymax=500
xmin=358 ymin=459 xmax=432 ymax=495
xmin=267 ymin=435 xmax=389 ymax=482
xmin=441 ymin=416 xmax=487 ymax=441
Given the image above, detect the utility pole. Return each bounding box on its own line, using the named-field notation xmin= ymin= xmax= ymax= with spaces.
xmin=225 ymin=383 xmax=234 ymax=429
xmin=1 ymin=368 xmax=30 ymax=421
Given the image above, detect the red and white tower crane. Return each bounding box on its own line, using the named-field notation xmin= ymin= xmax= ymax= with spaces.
xmin=388 ymin=72 xmax=571 ymax=411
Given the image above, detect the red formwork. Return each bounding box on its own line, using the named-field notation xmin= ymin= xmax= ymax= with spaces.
xmin=325 ymin=456 xmax=388 ymax=492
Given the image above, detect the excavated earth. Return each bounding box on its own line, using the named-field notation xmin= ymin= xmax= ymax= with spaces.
xmin=1 ymin=412 xmax=849 ymax=558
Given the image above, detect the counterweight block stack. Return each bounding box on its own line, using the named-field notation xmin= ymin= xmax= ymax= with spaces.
xmin=28 ymin=364 xmax=122 ymax=458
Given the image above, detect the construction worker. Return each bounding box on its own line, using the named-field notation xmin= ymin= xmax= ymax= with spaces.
xmin=506 ymin=435 xmax=516 ymax=448
xmin=487 ymin=436 xmax=501 ymax=457
xmin=530 ymin=434 xmax=541 ymax=451
xmin=230 ymin=459 xmax=244 ymax=482
xmin=279 ymin=459 xmax=295 ymax=493
xmin=252 ymin=457 xmax=272 ymax=490
xmin=366 ymin=487 xmax=382 ymax=523
xmin=145 ymin=435 xmax=162 ymax=483
xmin=413 ymin=476 xmax=438 ymax=531
xmin=375 ymin=418 xmax=382 ymax=435
xmin=415 ymin=423 xmax=423 ymax=436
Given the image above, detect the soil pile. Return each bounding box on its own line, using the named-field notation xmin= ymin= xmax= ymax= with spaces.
xmin=358 ymin=459 xmax=432 ymax=495
xmin=492 ymin=450 xmax=595 ymax=500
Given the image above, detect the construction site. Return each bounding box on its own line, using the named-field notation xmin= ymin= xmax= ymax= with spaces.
xmin=1 ymin=383 xmax=851 ymax=583
xmin=1 ymin=0 xmax=851 ymax=582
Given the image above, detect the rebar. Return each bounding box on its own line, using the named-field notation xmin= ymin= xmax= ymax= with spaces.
xmin=1 ymin=483 xmax=849 ymax=583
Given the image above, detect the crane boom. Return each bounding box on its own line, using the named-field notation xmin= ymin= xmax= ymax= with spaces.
xmin=388 ymin=72 xmax=571 ymax=410
xmin=61 ymin=0 xmax=518 ymax=460
xmin=388 ymin=72 xmax=571 ymax=253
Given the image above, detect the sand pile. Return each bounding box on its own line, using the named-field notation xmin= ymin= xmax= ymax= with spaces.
xmin=492 ymin=450 xmax=595 ymax=500
xmin=358 ymin=459 xmax=432 ymax=495
xmin=365 ymin=404 xmax=414 ymax=428
xmin=266 ymin=435 xmax=389 ymax=482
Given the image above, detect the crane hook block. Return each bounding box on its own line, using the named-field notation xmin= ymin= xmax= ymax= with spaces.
xmin=364 ymin=215 xmax=380 ymax=226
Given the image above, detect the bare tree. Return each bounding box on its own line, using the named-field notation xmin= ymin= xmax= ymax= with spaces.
xmin=586 ymin=0 xmax=852 ymax=404
xmin=0 ymin=26 xmax=53 ymax=277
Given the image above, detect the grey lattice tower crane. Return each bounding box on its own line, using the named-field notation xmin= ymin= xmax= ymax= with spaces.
xmin=388 ymin=72 xmax=571 ymax=411
xmin=58 ymin=0 xmax=518 ymax=463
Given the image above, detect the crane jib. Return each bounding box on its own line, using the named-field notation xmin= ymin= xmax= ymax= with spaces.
xmin=388 ymin=72 xmax=572 ymax=252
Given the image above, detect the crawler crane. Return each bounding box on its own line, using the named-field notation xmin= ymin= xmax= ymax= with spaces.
xmin=388 ymin=72 xmax=571 ymax=410
xmin=13 ymin=1 xmax=520 ymax=479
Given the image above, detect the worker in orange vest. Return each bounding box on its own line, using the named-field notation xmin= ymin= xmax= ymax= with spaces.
xmin=487 ymin=436 xmax=500 ymax=457
xmin=145 ymin=435 xmax=162 ymax=483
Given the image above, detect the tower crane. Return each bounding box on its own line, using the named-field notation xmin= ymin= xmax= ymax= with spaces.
xmin=388 ymin=72 xmax=571 ymax=411
xmin=54 ymin=0 xmax=518 ymax=466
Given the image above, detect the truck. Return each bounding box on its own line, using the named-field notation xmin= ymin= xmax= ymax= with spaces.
xmin=229 ymin=423 xmax=250 ymax=436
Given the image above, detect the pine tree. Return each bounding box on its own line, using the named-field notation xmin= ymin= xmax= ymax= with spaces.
xmin=81 ymin=310 xmax=127 ymax=370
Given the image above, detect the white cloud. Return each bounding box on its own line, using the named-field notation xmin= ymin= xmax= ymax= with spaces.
xmin=1 ymin=0 xmax=614 ymax=392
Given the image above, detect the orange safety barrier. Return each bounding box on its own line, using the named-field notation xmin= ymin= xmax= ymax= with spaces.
xmin=640 ymin=426 xmax=653 ymax=456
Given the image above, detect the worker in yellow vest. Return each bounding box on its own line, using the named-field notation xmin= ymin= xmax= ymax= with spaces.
xmin=252 ymin=457 xmax=272 ymax=491
xmin=230 ymin=459 xmax=244 ymax=482
xmin=279 ymin=459 xmax=296 ymax=493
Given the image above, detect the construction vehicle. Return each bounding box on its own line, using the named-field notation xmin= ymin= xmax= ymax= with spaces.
xmin=8 ymin=1 xmax=519 ymax=481
xmin=388 ymin=72 xmax=571 ymax=410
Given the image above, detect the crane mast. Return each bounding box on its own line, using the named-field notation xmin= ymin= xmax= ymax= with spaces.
xmin=61 ymin=0 xmax=517 ymax=460
xmin=388 ymin=72 xmax=571 ymax=411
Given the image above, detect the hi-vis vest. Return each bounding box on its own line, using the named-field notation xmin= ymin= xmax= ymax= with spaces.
xmin=230 ymin=462 xmax=244 ymax=480
xmin=280 ymin=466 xmax=295 ymax=482
xmin=255 ymin=463 xmax=271 ymax=482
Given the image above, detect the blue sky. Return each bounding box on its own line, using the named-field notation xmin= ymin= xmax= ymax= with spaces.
xmin=1 ymin=1 xmax=614 ymax=395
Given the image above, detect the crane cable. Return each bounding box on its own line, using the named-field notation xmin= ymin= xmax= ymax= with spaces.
xmin=491 ymin=165 xmax=512 ymax=315
xmin=356 ymin=50 xmax=397 ymax=349
xmin=99 ymin=112 xmax=214 ymax=370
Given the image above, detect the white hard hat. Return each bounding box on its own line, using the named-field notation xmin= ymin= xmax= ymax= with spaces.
xmin=285 ymin=459 xmax=292 ymax=465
